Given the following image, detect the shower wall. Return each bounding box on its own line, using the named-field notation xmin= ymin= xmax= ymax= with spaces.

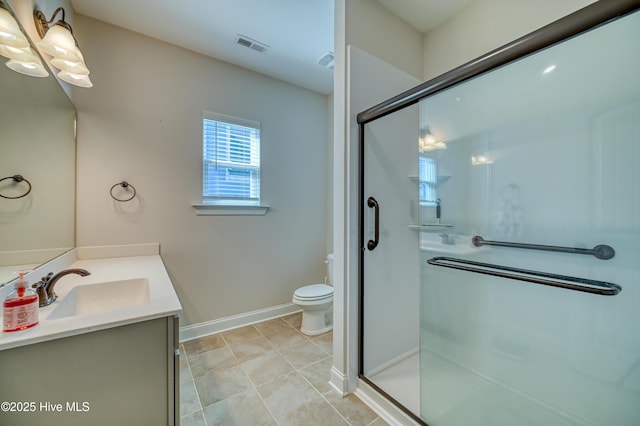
xmin=432 ymin=112 xmax=596 ymax=239
xmin=422 ymin=102 xmax=640 ymax=423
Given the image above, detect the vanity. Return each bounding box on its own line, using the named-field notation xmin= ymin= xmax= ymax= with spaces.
xmin=0 ymin=244 xmax=182 ymax=426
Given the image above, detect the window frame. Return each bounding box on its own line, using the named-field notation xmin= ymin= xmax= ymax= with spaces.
xmin=193 ymin=111 xmax=269 ymax=216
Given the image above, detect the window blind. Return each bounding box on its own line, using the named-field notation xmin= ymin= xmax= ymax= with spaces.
xmin=202 ymin=113 xmax=260 ymax=204
xmin=419 ymin=156 xmax=437 ymax=205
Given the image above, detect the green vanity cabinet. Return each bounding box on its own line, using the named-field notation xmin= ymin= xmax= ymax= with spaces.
xmin=0 ymin=315 xmax=179 ymax=425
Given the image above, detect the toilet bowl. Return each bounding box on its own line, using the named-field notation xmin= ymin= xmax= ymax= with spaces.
xmin=292 ymin=254 xmax=334 ymax=336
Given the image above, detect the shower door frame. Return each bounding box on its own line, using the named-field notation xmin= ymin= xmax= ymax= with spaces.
xmin=356 ymin=1 xmax=640 ymax=424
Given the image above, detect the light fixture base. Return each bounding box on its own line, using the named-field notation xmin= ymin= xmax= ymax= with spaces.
xmin=33 ymin=7 xmax=69 ymax=39
xmin=33 ymin=9 xmax=48 ymax=39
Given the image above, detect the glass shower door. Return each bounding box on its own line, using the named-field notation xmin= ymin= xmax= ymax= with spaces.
xmin=419 ymin=9 xmax=640 ymax=426
xmin=360 ymin=103 xmax=422 ymax=418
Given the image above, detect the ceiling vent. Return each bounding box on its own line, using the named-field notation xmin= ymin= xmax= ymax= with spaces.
xmin=236 ymin=34 xmax=269 ymax=53
xmin=317 ymin=52 xmax=334 ymax=69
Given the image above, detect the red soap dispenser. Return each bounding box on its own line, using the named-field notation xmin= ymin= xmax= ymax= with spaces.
xmin=3 ymin=271 xmax=39 ymax=332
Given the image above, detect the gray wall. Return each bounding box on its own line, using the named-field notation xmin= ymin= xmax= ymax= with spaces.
xmin=72 ymin=16 xmax=330 ymax=326
xmin=421 ymin=0 xmax=596 ymax=80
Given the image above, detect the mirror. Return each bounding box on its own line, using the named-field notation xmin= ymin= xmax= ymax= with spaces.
xmin=0 ymin=1 xmax=75 ymax=287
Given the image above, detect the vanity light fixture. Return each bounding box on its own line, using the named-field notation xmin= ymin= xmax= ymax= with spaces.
xmin=419 ymin=126 xmax=447 ymax=152
xmin=0 ymin=5 xmax=28 ymax=48
xmin=6 ymin=56 xmax=49 ymax=77
xmin=33 ymin=7 xmax=92 ymax=88
xmin=0 ymin=4 xmax=48 ymax=77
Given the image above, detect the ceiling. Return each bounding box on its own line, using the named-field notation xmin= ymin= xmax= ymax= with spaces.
xmin=377 ymin=0 xmax=475 ymax=33
xmin=70 ymin=0 xmax=472 ymax=95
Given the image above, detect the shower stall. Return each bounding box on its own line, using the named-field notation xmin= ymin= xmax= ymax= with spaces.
xmin=357 ymin=2 xmax=640 ymax=425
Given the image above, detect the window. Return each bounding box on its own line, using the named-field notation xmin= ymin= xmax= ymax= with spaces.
xmin=202 ymin=112 xmax=261 ymax=205
xmin=419 ymin=156 xmax=437 ymax=206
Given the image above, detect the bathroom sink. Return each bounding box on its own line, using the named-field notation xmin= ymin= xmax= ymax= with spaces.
xmin=47 ymin=278 xmax=151 ymax=319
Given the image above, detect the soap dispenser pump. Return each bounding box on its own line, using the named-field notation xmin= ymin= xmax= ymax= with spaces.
xmin=3 ymin=270 xmax=39 ymax=332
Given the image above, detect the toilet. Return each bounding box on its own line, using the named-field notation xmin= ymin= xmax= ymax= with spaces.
xmin=292 ymin=254 xmax=334 ymax=336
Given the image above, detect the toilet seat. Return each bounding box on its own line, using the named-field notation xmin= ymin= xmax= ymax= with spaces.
xmin=294 ymin=284 xmax=333 ymax=300
xmin=292 ymin=283 xmax=333 ymax=336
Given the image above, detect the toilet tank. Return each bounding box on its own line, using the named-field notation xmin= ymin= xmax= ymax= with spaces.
xmin=326 ymin=253 xmax=334 ymax=285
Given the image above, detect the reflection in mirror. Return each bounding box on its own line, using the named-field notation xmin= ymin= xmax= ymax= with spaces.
xmin=0 ymin=1 xmax=75 ymax=287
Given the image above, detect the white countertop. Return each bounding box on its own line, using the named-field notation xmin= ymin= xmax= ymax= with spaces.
xmin=0 ymin=245 xmax=182 ymax=351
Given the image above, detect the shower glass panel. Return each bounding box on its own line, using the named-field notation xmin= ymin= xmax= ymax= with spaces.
xmin=361 ymin=103 xmax=421 ymax=416
xmin=419 ymin=9 xmax=640 ymax=426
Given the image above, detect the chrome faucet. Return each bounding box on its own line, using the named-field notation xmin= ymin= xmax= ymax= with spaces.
xmin=32 ymin=268 xmax=91 ymax=307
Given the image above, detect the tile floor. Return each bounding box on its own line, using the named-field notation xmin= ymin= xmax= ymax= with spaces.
xmin=180 ymin=312 xmax=388 ymax=426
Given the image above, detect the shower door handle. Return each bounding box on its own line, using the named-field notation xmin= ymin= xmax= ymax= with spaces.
xmin=367 ymin=197 xmax=379 ymax=250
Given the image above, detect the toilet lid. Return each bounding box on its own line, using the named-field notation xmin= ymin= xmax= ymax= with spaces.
xmin=294 ymin=284 xmax=333 ymax=300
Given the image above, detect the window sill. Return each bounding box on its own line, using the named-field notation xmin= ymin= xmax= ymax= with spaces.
xmin=192 ymin=204 xmax=270 ymax=216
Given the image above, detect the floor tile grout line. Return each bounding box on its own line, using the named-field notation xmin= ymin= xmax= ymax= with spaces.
xmin=229 ymin=331 xmax=298 ymax=387
xmin=266 ymin=326 xmax=332 ymax=364
xmin=218 ymin=330 xmax=296 ymax=392
xmin=259 ymin=322 xmax=312 ymax=366
xmin=187 ymin=331 xmax=249 ymax=425
xmin=298 ymin=357 xmax=351 ymax=425
xmin=226 ymin=327 xmax=305 ymax=422
xmin=250 ymin=371 xmax=280 ymax=426
xmin=179 ymin=345 xmax=207 ymax=425
xmin=247 ymin=325 xmax=332 ymax=388
xmin=243 ymin=318 xmax=314 ymax=425
xmin=183 ymin=314 xmax=345 ymax=426
xmin=259 ymin=330 xmax=338 ymax=423
xmin=253 ymin=317 xmax=296 ymax=338
xmin=273 ymin=391 xmax=326 ymax=425
xmin=325 ymin=391 xmax=386 ymax=426
xmin=220 ymin=323 xmax=260 ymax=347
xmin=318 ymin=388 xmax=354 ymax=425
xmin=237 ymin=322 xmax=333 ymax=423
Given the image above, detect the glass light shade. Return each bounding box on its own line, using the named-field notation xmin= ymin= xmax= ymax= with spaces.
xmin=51 ymin=50 xmax=89 ymax=75
xmin=419 ymin=126 xmax=446 ymax=152
xmin=419 ymin=127 xmax=437 ymax=145
xmin=0 ymin=8 xmax=29 ymax=48
xmin=57 ymin=70 xmax=93 ymax=88
xmin=37 ymin=23 xmax=81 ymax=62
xmin=423 ymin=133 xmax=436 ymax=145
xmin=419 ymin=141 xmax=447 ymax=152
xmin=0 ymin=45 xmax=40 ymax=62
xmin=6 ymin=58 xmax=49 ymax=77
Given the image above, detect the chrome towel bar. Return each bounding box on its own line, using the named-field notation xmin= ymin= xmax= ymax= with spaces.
xmin=427 ymin=256 xmax=621 ymax=296
xmin=472 ymin=235 xmax=615 ymax=260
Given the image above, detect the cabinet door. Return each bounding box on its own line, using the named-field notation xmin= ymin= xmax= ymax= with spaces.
xmin=0 ymin=317 xmax=174 ymax=426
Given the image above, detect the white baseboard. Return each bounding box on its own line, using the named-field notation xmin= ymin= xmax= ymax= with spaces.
xmin=179 ymin=303 xmax=301 ymax=342
xmin=329 ymin=365 xmax=349 ymax=396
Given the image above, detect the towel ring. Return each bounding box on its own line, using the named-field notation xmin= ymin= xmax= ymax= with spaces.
xmin=110 ymin=181 xmax=136 ymax=202
xmin=0 ymin=175 xmax=32 ymax=199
